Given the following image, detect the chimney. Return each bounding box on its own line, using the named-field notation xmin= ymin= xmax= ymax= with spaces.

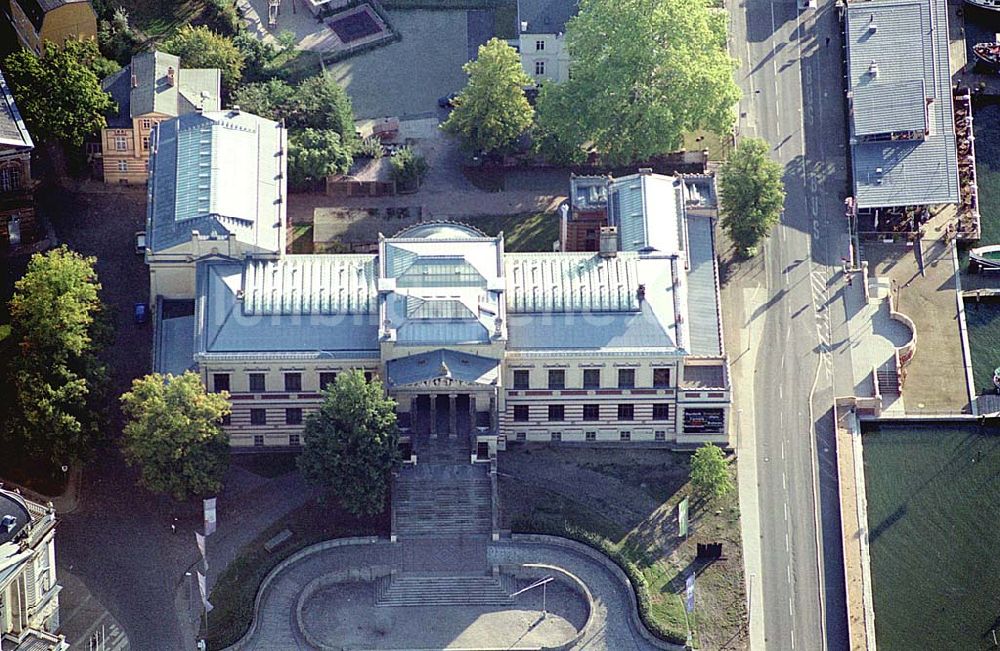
xmin=232 ymin=105 xmax=241 ymax=116
xmin=638 ymin=167 xmax=653 ymax=175
xmin=166 ymin=66 xmax=175 ymax=86
xmin=637 ymin=284 xmax=646 ymax=302
xmin=599 ymin=226 xmax=618 ymax=258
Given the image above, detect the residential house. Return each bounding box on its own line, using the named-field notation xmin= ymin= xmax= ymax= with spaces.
xmin=516 ymin=0 xmax=576 ymax=83
xmin=100 ymin=51 xmax=221 ymax=185
xmin=0 ymin=487 xmax=65 ymax=651
xmin=4 ymin=0 xmax=96 ymax=54
xmin=0 ymin=65 xmax=36 ymax=249
xmin=147 ymin=111 xmax=731 ymax=452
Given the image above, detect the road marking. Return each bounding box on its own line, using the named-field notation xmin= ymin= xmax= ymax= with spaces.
xmin=782 ymin=472 xmax=787 ymax=491
xmin=787 ymin=565 xmax=792 ymax=583
xmin=781 ymin=441 xmax=785 ymax=459
xmin=791 ymin=629 xmax=796 ymax=649
xmin=785 ymin=532 xmax=790 ymax=551
xmin=789 ymin=596 xmax=795 ymax=617
xmin=784 ymin=503 xmax=789 ymax=521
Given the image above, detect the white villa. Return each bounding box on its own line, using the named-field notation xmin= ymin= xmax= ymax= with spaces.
xmin=147 ymin=109 xmax=731 ymax=457
xmin=516 ymin=0 xmax=576 ymax=84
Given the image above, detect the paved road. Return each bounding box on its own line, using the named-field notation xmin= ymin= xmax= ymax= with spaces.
xmin=727 ymin=0 xmax=854 ymax=649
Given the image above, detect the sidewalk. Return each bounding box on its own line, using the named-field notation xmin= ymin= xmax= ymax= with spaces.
xmin=58 ymin=569 xmax=130 ymax=651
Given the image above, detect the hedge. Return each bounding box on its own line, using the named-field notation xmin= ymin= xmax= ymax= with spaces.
xmin=511 ymin=516 xmax=687 ymax=645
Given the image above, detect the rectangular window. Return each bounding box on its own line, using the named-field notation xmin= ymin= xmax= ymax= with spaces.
xmin=618 ymin=368 xmax=635 ymax=389
xmin=551 ymin=431 xmax=561 ymax=442
xmin=535 ymin=60 xmax=545 ymax=76
xmin=212 ymin=373 xmax=230 ymax=393
xmin=320 ymin=372 xmax=337 ymax=390
xmin=114 ymin=135 xmax=128 ymax=151
xmin=653 ymin=404 xmax=671 ymax=421
xmin=585 ymin=431 xmax=596 ymax=442
xmin=220 ymin=413 xmax=231 ymax=426
xmin=535 ymin=40 xmax=545 ymax=51
xmin=253 ymin=434 xmax=264 ymax=447
xmin=516 ymin=432 xmax=526 ymax=442
xmin=620 ymin=430 xmax=631 ymax=441
xmin=0 ymin=166 xmax=22 ymax=192
xmin=285 ymin=408 xmax=302 ymax=425
xmin=141 ymin=118 xmax=152 ymax=130
xmin=513 ymin=369 xmax=530 ymax=389
xmin=618 ymin=404 xmax=634 ymax=421
xmin=583 ymin=369 xmax=600 ymax=389
xmin=513 ymin=405 xmax=529 ymax=422
xmin=548 ymin=369 xmax=565 ymax=389
xmin=653 ymin=367 xmax=671 ymax=388
xmin=364 ymin=371 xmax=373 ymax=382
xmin=284 ymin=372 xmax=302 ymax=392
xmin=289 ymin=433 xmax=300 ymax=446
xmin=583 ymin=404 xmax=600 ymax=421
xmin=655 ymin=430 xmax=666 ymax=442
xmin=250 ymin=408 xmax=267 ymax=425
xmin=142 ymin=135 xmax=150 ymax=151
xmin=548 ymin=405 xmax=565 ymax=421
xmin=117 ymin=160 xmax=128 ymax=173
xmin=249 ymin=373 xmax=266 ymax=392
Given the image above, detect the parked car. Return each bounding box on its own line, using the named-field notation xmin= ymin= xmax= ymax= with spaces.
xmin=135 ymin=231 xmax=146 ymax=255
xmin=134 ymin=303 xmax=148 ymax=324
xmin=438 ymin=93 xmax=459 ymax=109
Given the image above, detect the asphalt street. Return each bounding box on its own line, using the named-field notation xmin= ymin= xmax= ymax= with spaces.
xmin=728 ymin=0 xmax=855 ymax=649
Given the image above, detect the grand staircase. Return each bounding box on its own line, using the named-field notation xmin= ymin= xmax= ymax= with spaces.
xmin=393 ymin=462 xmax=492 ymax=537
xmin=374 ymin=574 xmax=516 ymax=607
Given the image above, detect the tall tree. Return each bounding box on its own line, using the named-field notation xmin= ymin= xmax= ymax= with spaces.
xmin=286 ymin=74 xmax=358 ymax=147
xmin=287 ymin=128 xmax=353 ymax=189
xmin=120 ymin=372 xmax=231 ymax=501
xmin=2 ymin=42 xmax=115 ymax=146
xmin=442 ymin=38 xmax=534 ymax=154
xmin=718 ymin=137 xmax=786 ymax=257
xmin=690 ymin=443 xmax=734 ymax=499
xmin=6 ymin=247 xmax=108 ymax=466
xmin=534 ymin=0 xmax=740 ymax=165
xmin=298 ymin=370 xmax=400 ymax=516
xmin=162 ymin=25 xmax=245 ymax=94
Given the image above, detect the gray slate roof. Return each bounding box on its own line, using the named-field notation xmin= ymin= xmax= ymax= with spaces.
xmin=609 ymin=173 xmax=685 ymax=254
xmin=147 ymin=110 xmax=285 ymax=254
xmin=685 ymin=214 xmax=722 ymax=356
xmin=517 ymin=0 xmax=577 ymax=34
xmin=102 ymin=51 xmax=220 ymax=128
xmin=0 ymin=66 xmax=32 ymax=149
xmin=846 ymin=0 xmax=959 ymax=208
xmin=385 ymin=349 xmax=499 ymax=387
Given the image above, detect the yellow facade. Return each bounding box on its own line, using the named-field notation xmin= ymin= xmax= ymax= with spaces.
xmin=101 ymin=113 xmax=169 ymax=185
xmin=8 ymin=0 xmax=97 ymax=54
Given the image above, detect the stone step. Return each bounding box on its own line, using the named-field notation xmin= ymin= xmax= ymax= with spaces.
xmin=375 ymin=575 xmax=513 ymax=607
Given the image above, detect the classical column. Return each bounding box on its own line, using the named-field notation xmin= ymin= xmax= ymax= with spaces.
xmin=489 ymin=393 xmax=498 ymax=433
xmin=448 ymin=394 xmax=458 ymax=438
xmin=429 ymin=394 xmax=437 ymax=436
xmin=469 ymin=394 xmax=477 ymax=428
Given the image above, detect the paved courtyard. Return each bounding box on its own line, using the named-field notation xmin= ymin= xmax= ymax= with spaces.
xmin=326 ymin=10 xmax=487 ymax=119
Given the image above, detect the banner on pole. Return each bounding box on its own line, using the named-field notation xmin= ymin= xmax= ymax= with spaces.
xmin=203 ymin=498 xmax=217 ymax=536
xmin=685 ymin=572 xmax=696 ymax=613
xmin=678 ymin=497 xmax=689 ymax=538
xmin=195 ymin=532 xmax=206 ymax=560
xmin=196 ymin=571 xmax=213 ymax=613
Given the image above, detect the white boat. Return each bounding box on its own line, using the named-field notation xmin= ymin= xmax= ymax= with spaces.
xmin=969 ymin=244 xmax=1000 ymax=272
xmin=966 ymin=0 xmax=1000 ymax=11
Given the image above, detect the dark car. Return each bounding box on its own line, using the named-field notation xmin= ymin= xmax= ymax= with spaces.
xmin=134 ymin=303 xmax=148 ymax=324
xmin=438 ymin=93 xmax=459 ymax=109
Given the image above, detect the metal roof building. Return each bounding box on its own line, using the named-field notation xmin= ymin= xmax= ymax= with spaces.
xmin=845 ymin=0 xmax=959 ymax=208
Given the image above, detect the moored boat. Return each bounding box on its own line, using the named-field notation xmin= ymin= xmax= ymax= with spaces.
xmin=966 ymin=0 xmax=1000 ymax=12
xmin=973 ymin=41 xmax=1000 ymax=67
xmin=969 ymin=244 xmax=1000 ymax=272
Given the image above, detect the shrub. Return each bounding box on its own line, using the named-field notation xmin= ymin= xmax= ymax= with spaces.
xmin=389 ymin=146 xmax=427 ymax=192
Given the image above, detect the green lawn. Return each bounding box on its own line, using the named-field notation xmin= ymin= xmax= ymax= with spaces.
xmin=115 ymin=0 xmax=211 ymax=40
xmin=863 ymin=423 xmax=1000 ymax=651
xmin=466 ymin=212 xmax=559 ymax=252
xmin=683 ymin=129 xmax=733 ymax=162
xmin=205 ymin=492 xmax=388 ymax=650
xmin=499 ymin=447 xmax=746 ymax=649
xmin=288 ymin=223 xmax=314 ymax=254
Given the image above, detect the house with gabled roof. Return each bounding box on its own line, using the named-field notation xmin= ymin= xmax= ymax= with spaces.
xmin=0 ymin=65 xmax=36 ymax=249
xmin=100 ymin=51 xmax=221 ymax=185
xmin=516 ymin=0 xmax=577 ymax=83
xmin=4 ymin=0 xmax=96 ymax=55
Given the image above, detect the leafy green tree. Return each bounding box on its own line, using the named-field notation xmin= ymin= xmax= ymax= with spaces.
xmin=233 ymin=31 xmax=279 ymax=82
xmin=298 ymin=370 xmax=400 ymax=516
xmin=97 ymin=6 xmax=141 ymax=65
xmin=286 ymin=74 xmax=358 ymax=146
xmin=534 ymin=0 xmax=740 ymax=165
xmin=442 ymin=38 xmax=533 ymax=154
xmin=2 ymin=42 xmax=115 ymax=146
xmin=389 ymin=146 xmax=428 ymax=191
xmin=719 ymin=137 xmax=786 ymax=257
xmin=6 ymin=247 xmax=108 ymax=466
xmin=231 ymin=78 xmax=296 ymax=121
xmin=287 ymin=128 xmax=353 ymax=188
xmin=690 ymin=443 xmax=733 ymax=499
xmin=162 ymin=25 xmax=245 ymax=94
xmin=120 ymin=371 xmax=231 ymax=501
